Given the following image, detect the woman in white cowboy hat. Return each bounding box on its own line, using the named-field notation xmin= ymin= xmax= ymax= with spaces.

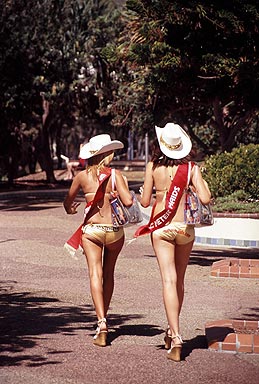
xmin=64 ymin=134 xmax=133 ymax=347
xmin=136 ymin=123 xmax=211 ymax=361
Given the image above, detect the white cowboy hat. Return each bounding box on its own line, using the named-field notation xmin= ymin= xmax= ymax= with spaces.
xmin=79 ymin=134 xmax=124 ymax=159
xmin=155 ymin=123 xmax=192 ymax=159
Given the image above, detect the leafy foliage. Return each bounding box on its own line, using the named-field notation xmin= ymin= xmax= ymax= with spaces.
xmin=0 ymin=0 xmax=126 ymax=181
xmin=204 ymin=144 xmax=259 ymax=199
xmin=120 ymin=0 xmax=259 ymax=152
xmin=1 ymin=0 xmax=259 ymax=183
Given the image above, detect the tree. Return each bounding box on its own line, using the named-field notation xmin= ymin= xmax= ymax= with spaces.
xmin=0 ymin=0 xmax=126 ymax=183
xmin=116 ymin=0 xmax=259 ymax=154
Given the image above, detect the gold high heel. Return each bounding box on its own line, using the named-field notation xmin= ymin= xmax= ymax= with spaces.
xmin=164 ymin=326 xmax=171 ymax=350
xmin=93 ymin=318 xmax=108 ymax=347
xmin=167 ymin=335 xmax=183 ymax=362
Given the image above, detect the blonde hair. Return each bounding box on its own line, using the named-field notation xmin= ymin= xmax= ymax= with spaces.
xmin=86 ymin=151 xmax=113 ymax=179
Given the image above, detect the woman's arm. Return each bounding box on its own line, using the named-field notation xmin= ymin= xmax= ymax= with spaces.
xmin=114 ymin=169 xmax=133 ymax=207
xmin=191 ymin=165 xmax=211 ymax=205
xmin=63 ymin=174 xmax=81 ymax=214
xmin=140 ymin=162 xmax=154 ymax=208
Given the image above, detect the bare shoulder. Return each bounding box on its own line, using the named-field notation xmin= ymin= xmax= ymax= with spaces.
xmin=76 ymin=169 xmax=87 ymax=180
xmin=191 ymin=163 xmax=201 ymax=176
xmin=71 ymin=169 xmax=87 ymax=186
xmin=143 ymin=162 xmax=154 ymax=184
xmin=145 ymin=161 xmax=154 ymax=173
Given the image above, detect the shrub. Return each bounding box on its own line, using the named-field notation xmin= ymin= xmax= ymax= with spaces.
xmin=212 ymin=191 xmax=259 ymax=213
xmin=203 ymin=144 xmax=259 ymax=199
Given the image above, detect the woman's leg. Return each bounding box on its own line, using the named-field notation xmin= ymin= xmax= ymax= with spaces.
xmin=82 ymin=234 xmax=124 ymax=324
xmin=151 ymin=234 xmax=180 ymax=337
xmin=82 ymin=237 xmax=106 ymax=323
xmin=175 ymin=240 xmax=194 ymax=313
xmin=103 ymin=235 xmax=124 ymax=315
xmin=151 ymin=235 xmax=193 ymax=339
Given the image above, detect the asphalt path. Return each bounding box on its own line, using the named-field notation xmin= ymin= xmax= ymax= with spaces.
xmin=1 ymin=192 xmax=259 ymax=383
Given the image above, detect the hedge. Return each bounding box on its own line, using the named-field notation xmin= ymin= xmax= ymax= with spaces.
xmin=203 ymin=144 xmax=259 ymax=199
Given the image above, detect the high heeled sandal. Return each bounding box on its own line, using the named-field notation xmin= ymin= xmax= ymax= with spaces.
xmin=167 ymin=334 xmax=183 ymax=362
xmin=93 ymin=318 xmax=108 ymax=347
xmin=164 ymin=326 xmax=171 ymax=350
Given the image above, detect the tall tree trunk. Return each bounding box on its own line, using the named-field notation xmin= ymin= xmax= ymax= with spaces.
xmin=212 ymin=97 xmax=230 ymax=151
xmin=212 ymin=98 xmax=253 ymax=152
xmin=7 ymin=126 xmax=21 ymax=185
xmin=38 ymin=94 xmax=56 ymax=183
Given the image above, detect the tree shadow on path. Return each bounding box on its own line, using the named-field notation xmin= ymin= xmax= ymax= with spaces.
xmin=107 ymin=322 xmax=163 ymax=345
xmin=0 ymin=281 xmax=141 ymax=367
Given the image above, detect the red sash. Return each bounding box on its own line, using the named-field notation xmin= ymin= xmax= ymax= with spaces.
xmin=64 ymin=168 xmax=111 ymax=257
xmin=134 ymin=163 xmax=189 ymax=237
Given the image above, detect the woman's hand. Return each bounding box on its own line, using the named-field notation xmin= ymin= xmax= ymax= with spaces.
xmin=67 ymin=202 xmax=81 ymax=214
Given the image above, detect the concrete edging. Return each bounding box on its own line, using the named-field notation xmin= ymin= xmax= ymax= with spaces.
xmin=1 ymin=189 xmax=259 ymax=248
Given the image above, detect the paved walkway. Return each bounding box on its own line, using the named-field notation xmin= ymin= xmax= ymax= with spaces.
xmin=1 ymin=191 xmax=259 ymax=383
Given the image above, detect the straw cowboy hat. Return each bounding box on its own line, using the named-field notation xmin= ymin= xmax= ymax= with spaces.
xmin=79 ymin=134 xmax=124 ymax=159
xmin=155 ymin=122 xmax=192 ymax=159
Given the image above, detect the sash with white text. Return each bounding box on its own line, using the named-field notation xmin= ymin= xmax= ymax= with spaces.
xmin=134 ymin=163 xmax=189 ymax=237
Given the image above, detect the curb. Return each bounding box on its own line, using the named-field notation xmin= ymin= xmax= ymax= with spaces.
xmin=1 ymin=189 xmax=259 ymax=249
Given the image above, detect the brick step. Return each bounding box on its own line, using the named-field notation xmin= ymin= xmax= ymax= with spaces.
xmin=206 ymin=319 xmax=259 ymax=354
xmin=211 ymin=258 xmax=259 ymax=278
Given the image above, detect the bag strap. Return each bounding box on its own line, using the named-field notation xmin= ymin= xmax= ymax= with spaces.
xmin=187 ymin=161 xmax=196 ymax=187
xmin=111 ymin=168 xmax=116 ymax=191
xmin=187 ymin=162 xmax=191 ymax=186
xmin=185 ymin=162 xmax=196 ymax=205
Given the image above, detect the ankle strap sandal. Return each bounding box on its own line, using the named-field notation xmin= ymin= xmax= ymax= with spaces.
xmin=167 ymin=334 xmax=183 ymax=362
xmin=93 ymin=318 xmax=108 ymax=347
xmin=171 ymin=334 xmax=183 ymax=344
xmin=164 ymin=326 xmax=172 ymax=350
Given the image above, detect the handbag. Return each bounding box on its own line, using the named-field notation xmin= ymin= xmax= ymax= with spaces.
xmin=184 ymin=163 xmax=214 ymax=227
xmin=110 ymin=169 xmax=143 ymax=226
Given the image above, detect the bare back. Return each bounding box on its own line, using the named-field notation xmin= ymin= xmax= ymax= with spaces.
xmin=63 ymin=166 xmax=133 ymax=224
xmin=152 ymin=165 xmax=186 ymax=221
xmin=141 ymin=162 xmax=211 ymax=223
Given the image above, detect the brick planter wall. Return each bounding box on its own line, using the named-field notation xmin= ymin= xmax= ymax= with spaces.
xmin=210 ymin=258 xmax=259 ymax=278
xmin=206 ymin=319 xmax=259 ymax=354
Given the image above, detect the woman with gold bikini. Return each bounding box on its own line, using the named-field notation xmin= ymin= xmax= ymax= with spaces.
xmin=136 ymin=123 xmax=211 ymax=361
xmin=63 ymin=134 xmax=133 ymax=347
